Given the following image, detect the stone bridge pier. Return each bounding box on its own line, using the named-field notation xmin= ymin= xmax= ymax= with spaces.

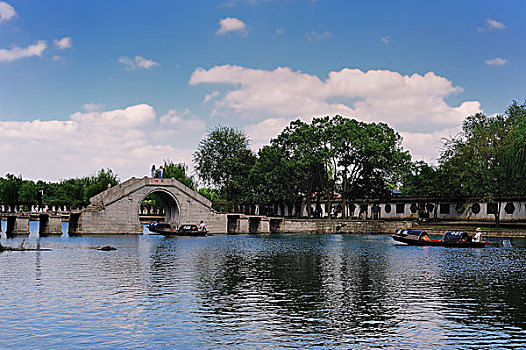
xmin=73 ymin=177 xmax=227 ymax=235
xmin=2 ymin=213 xmax=62 ymax=238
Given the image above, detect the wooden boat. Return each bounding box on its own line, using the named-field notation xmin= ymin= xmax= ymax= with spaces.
xmin=148 ymin=222 xmax=172 ymax=234
xmin=148 ymin=223 xmax=207 ymax=236
xmin=391 ymin=229 xmax=487 ymax=248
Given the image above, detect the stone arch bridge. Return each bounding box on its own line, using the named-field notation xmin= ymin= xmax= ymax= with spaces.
xmin=74 ymin=177 xmax=228 ymax=234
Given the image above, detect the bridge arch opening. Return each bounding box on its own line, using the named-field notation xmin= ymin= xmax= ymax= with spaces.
xmin=139 ymin=189 xmax=181 ymax=228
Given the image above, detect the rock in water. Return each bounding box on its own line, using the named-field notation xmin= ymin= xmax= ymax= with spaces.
xmin=97 ymin=246 xmax=117 ymax=251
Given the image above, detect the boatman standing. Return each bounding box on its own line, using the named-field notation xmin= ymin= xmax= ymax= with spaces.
xmin=473 ymin=227 xmax=483 ymax=242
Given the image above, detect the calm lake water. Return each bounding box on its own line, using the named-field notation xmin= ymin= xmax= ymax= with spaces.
xmin=1 ymin=231 xmax=525 ymax=349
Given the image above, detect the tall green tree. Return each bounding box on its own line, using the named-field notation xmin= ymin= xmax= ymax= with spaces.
xmin=223 ymin=148 xmax=257 ymax=204
xmin=331 ymin=116 xmax=411 ymax=217
xmin=439 ymin=110 xmax=516 ymax=225
xmin=273 ymin=119 xmax=328 ymax=217
xmin=193 ymin=126 xmax=251 ymax=191
xmin=251 ymin=144 xmax=300 ymax=213
xmin=505 ymin=100 xmax=526 ymax=192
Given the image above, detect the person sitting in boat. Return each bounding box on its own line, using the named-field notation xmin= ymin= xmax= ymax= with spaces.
xmin=198 ymin=220 xmax=206 ymax=232
xmin=473 ymin=227 xmax=483 ymax=242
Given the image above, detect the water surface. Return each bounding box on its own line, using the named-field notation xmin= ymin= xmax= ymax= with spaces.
xmin=1 ymin=233 xmax=525 ymax=349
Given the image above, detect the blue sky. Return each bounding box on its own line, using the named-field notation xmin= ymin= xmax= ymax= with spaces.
xmin=1 ymin=0 xmax=524 ymax=181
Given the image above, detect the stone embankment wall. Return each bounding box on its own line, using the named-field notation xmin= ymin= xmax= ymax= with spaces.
xmin=228 ymin=216 xmax=413 ymax=234
xmin=279 ymin=219 xmax=412 ymax=234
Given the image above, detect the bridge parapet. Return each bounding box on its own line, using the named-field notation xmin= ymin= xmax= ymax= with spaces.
xmin=89 ymin=177 xmax=212 ymax=209
xmin=89 ymin=177 xmax=142 ymax=206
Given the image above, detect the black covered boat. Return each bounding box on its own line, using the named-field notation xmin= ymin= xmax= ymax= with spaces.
xmin=148 ymin=222 xmax=172 ymax=234
xmin=391 ymin=229 xmax=486 ymax=248
xmin=148 ymin=222 xmax=207 ymax=236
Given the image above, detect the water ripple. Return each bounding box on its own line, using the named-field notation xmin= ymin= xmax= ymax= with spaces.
xmin=0 ymin=233 xmax=525 ymax=349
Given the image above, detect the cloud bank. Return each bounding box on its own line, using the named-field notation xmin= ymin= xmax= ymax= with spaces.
xmin=0 ymin=104 xmax=205 ymax=181
xmin=1 ymin=64 xmax=482 ymax=181
xmin=190 ymin=64 xmax=481 ymax=163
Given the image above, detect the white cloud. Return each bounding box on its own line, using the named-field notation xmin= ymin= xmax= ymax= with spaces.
xmin=306 ymin=30 xmax=331 ymax=42
xmin=400 ymin=127 xmax=461 ymax=164
xmin=118 ymin=56 xmax=135 ymax=70
xmin=53 ymin=37 xmax=72 ymax=50
xmin=0 ymin=104 xmax=204 ymax=181
xmin=204 ymin=91 xmax=220 ymax=103
xmin=70 ymin=104 xmax=156 ymax=127
xmin=159 ymin=109 xmax=207 ymax=131
xmin=220 ymin=1 xmax=237 ymax=7
xmin=486 ymin=18 xmax=507 ymax=30
xmin=83 ymin=103 xmax=104 ymax=111
xmin=0 ymin=40 xmax=47 ymax=63
xmin=190 ymin=64 xmax=482 ymax=163
xmin=381 ymin=35 xmax=390 ymax=44
xmin=0 ymin=1 xmax=16 ymax=23
xmin=216 ymin=17 xmax=248 ymax=36
xmin=478 ymin=18 xmax=507 ymax=33
xmin=119 ymin=55 xmax=159 ymax=70
xmin=244 ymin=117 xmax=290 ymax=151
xmin=484 ymin=57 xmax=507 ymax=66
xmin=135 ymin=56 xmax=159 ymax=69
xmin=275 ymin=28 xmax=285 ymax=35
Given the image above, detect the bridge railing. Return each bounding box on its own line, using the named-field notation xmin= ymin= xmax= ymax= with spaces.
xmin=1 ymin=204 xmax=72 ymax=213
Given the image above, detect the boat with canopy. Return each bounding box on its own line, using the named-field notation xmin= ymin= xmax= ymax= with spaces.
xmin=391 ymin=229 xmax=487 ymax=248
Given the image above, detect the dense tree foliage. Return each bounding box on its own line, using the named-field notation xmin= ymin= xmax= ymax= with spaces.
xmin=83 ymin=169 xmax=119 ymax=203
xmin=0 ymin=169 xmax=119 ymax=210
xmin=330 ymin=116 xmax=411 ymax=216
xmin=193 ymin=126 xmax=251 ymax=190
xmin=399 ymin=100 xmax=526 ymax=225
xmin=251 ymin=144 xmax=299 ymax=207
xmin=193 ymin=116 xmax=411 ymax=218
xmin=0 ymin=174 xmax=23 ymax=208
xmin=193 ymin=126 xmax=255 ymax=210
xmin=272 ymin=119 xmax=329 ymax=217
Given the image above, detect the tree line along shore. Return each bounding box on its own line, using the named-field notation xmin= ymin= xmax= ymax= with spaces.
xmin=1 ymin=100 xmax=525 ymax=228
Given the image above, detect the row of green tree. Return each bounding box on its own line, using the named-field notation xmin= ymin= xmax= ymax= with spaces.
xmin=404 ymin=100 xmax=526 ymax=224
xmin=2 ymin=100 xmax=524 ymax=223
xmin=193 ymin=117 xmax=410 ymax=217
xmin=192 ymin=100 xmax=526 ymax=222
xmin=0 ymin=161 xmax=195 ymax=211
xmin=0 ymin=169 xmax=119 ymax=210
